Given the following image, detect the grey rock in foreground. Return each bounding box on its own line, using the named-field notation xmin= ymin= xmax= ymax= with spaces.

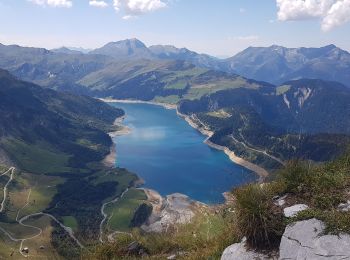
xmin=279 ymin=218 xmax=350 ymax=259
xmin=283 ymin=204 xmax=309 ymax=218
xmin=221 ymin=238 xmax=274 ymax=260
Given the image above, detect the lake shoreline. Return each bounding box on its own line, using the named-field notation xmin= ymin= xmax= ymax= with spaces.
xmin=99 ymin=98 xmax=177 ymax=110
xmin=176 ymin=110 xmax=269 ymax=181
xmin=100 ymin=98 xmax=269 ymax=181
xmin=102 ymin=116 xmax=132 ymax=168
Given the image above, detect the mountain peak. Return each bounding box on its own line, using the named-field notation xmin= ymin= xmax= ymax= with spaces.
xmin=323 ymin=44 xmax=337 ymax=49
xmin=106 ymin=38 xmax=147 ymax=48
xmin=89 ymin=38 xmax=152 ymax=59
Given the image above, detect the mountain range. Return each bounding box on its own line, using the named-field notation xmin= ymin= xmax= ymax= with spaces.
xmin=85 ymin=39 xmax=350 ymax=86
xmin=1 ymin=39 xmax=349 ymax=87
xmin=224 ymin=44 xmax=350 ymax=86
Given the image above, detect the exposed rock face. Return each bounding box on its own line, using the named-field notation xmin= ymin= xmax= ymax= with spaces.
xmin=221 ymin=238 xmax=274 ymax=260
xmin=279 ymin=218 xmax=350 ymax=259
xmin=141 ymin=190 xmax=206 ymax=233
xmin=283 ymin=204 xmax=308 ymax=218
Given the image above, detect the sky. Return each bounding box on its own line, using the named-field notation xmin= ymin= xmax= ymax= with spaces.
xmin=0 ymin=0 xmax=349 ymax=57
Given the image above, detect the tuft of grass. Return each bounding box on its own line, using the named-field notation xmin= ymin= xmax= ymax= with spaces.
xmin=234 ymin=183 xmax=284 ymax=250
xmin=279 ymin=157 xmax=349 ymax=209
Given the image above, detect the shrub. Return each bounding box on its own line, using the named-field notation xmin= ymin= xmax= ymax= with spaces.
xmin=234 ymin=184 xmax=284 ymax=250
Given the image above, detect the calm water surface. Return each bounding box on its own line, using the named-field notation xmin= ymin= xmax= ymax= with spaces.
xmin=110 ymin=102 xmax=257 ymax=204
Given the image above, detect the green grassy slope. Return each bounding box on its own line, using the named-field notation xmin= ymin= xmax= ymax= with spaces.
xmin=0 ymin=70 xmax=145 ymax=257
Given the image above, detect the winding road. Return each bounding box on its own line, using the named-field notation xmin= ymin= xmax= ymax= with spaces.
xmin=0 ymin=166 xmax=83 ymax=258
xmin=230 ymin=134 xmax=286 ymax=166
xmin=99 ymin=188 xmax=129 ymax=243
xmin=0 ymin=167 xmax=15 ymax=213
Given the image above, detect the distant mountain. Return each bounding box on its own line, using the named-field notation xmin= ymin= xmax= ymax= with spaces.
xmin=51 ymin=47 xmax=83 ymax=55
xmin=89 ymin=38 xmax=153 ymax=60
xmin=68 ymin=46 xmax=92 ymax=54
xmin=223 ymin=44 xmax=350 ymax=86
xmin=149 ymin=44 xmax=221 ymax=70
xmin=0 ymin=43 xmax=114 ymax=92
xmin=0 ymin=42 xmax=270 ymax=102
xmin=3 ymin=41 xmax=350 ymax=89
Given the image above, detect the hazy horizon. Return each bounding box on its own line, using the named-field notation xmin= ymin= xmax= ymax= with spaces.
xmin=1 ymin=0 xmax=350 ymax=56
xmin=0 ymin=38 xmax=348 ymax=59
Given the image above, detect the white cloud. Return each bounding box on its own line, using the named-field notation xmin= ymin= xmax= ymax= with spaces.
xmin=89 ymin=0 xmax=108 ymax=8
xmin=113 ymin=0 xmax=166 ymax=17
xmin=239 ymin=8 xmax=246 ymax=13
xmin=276 ymin=0 xmax=334 ymax=21
xmin=322 ymin=0 xmax=350 ymax=31
xmin=122 ymin=15 xmax=135 ymax=20
xmin=276 ymin=0 xmax=350 ymax=31
xmin=28 ymin=0 xmax=72 ymax=8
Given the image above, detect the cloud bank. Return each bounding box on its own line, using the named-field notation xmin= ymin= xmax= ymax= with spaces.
xmin=29 ymin=0 xmax=167 ymax=18
xmin=113 ymin=0 xmax=167 ymax=19
xmin=28 ymin=0 xmax=73 ymax=8
xmin=276 ymin=0 xmax=350 ymax=31
xmin=89 ymin=0 xmax=108 ymax=8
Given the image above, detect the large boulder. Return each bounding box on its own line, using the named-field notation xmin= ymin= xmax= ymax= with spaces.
xmin=221 ymin=238 xmax=274 ymax=260
xmin=279 ymin=218 xmax=350 ymax=259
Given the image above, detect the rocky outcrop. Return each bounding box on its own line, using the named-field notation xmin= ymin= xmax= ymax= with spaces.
xmin=221 ymin=238 xmax=275 ymax=260
xmin=279 ymin=218 xmax=350 ymax=259
xmin=283 ymin=204 xmax=308 ymax=218
xmin=141 ymin=190 xmax=207 ymax=233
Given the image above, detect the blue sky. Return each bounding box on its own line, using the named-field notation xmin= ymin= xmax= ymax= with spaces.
xmin=0 ymin=0 xmax=349 ymax=57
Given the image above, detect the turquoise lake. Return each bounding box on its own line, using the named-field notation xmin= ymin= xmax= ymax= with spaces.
xmin=110 ymin=102 xmax=257 ymax=204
